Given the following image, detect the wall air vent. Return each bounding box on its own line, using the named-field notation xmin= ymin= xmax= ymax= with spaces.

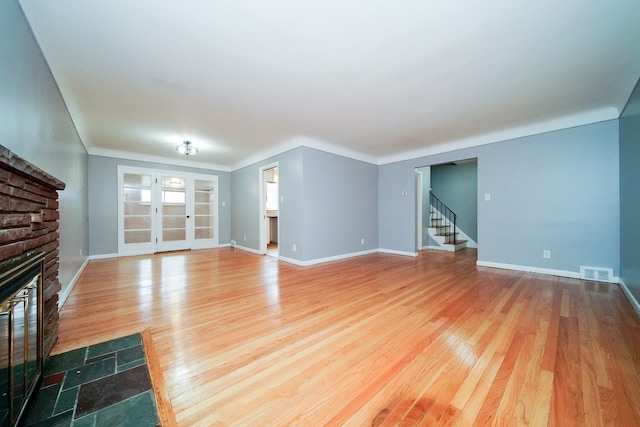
xmin=580 ymin=266 xmax=613 ymax=282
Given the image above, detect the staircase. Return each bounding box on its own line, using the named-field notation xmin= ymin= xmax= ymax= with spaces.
xmin=428 ymin=192 xmax=467 ymax=252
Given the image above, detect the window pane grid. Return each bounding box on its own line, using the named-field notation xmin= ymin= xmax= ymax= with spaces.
xmin=120 ymin=170 xmax=218 ymax=249
xmin=122 ymin=172 xmax=153 ymax=245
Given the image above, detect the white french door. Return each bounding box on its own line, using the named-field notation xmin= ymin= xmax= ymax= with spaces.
xmin=191 ymin=175 xmax=219 ymax=249
xmin=118 ymin=166 xmax=218 ymax=255
xmin=156 ymin=173 xmax=190 ymax=252
xmin=119 ymin=167 xmax=155 ymax=255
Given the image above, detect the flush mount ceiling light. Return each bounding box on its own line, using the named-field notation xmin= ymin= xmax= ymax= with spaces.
xmin=176 ymin=140 xmax=198 ymax=156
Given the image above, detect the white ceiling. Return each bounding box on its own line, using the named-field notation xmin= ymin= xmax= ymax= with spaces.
xmin=19 ymin=0 xmax=640 ymax=170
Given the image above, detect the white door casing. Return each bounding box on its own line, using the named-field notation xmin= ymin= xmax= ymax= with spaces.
xmin=118 ymin=166 xmax=219 ymax=255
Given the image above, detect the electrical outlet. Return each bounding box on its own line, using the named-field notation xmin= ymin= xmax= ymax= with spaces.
xmin=485 ymin=193 xmax=491 ymax=201
xmin=244 ymin=235 xmax=247 ymax=242
xmin=361 ymin=238 xmax=365 ymax=245
xmin=222 ymin=201 xmax=226 ymax=207
xmin=543 ymin=250 xmax=551 ymax=259
xmin=293 ymin=244 xmax=297 ymax=252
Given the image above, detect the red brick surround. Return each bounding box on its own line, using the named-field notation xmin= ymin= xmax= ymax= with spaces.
xmin=0 ymin=145 xmax=65 ymax=357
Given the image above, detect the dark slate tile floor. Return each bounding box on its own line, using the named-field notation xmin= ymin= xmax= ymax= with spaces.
xmin=25 ymin=334 xmax=160 ymax=427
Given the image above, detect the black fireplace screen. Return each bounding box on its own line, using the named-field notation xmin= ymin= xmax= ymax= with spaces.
xmin=0 ymin=252 xmax=44 ymax=427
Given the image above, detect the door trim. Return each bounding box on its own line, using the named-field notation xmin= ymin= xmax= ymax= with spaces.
xmin=259 ymin=163 xmax=279 ymax=255
xmin=117 ymin=165 xmax=219 ymax=256
xmin=416 ymin=170 xmax=423 ymax=251
xmin=156 ymin=172 xmax=191 ymax=253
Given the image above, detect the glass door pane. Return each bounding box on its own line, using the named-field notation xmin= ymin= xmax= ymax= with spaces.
xmin=118 ymin=167 xmax=156 ymax=255
xmin=194 ymin=179 xmax=215 ymax=240
xmin=25 ymin=278 xmax=39 ymax=397
xmin=11 ymin=296 xmax=25 ymax=424
xmin=191 ymin=176 xmax=218 ymax=249
xmin=157 ymin=175 xmax=190 ymax=252
xmin=123 ymin=173 xmax=152 ymax=244
xmin=0 ymin=302 xmax=9 ymax=426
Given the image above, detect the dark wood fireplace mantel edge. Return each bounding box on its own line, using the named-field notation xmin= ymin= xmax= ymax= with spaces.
xmin=0 ymin=145 xmax=65 ymax=191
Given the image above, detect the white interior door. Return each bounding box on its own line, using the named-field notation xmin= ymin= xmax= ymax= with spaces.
xmin=157 ymin=173 xmax=190 ymax=252
xmin=118 ymin=167 xmax=156 ymax=255
xmin=119 ymin=167 xmax=219 ymax=255
xmin=191 ymin=175 xmax=219 ymax=249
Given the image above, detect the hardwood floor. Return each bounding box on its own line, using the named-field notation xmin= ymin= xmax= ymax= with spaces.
xmin=55 ymin=248 xmax=640 ymax=426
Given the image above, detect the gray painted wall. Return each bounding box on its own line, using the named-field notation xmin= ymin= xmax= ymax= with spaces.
xmin=88 ymin=155 xmax=231 ymax=255
xmin=231 ymin=147 xmax=378 ymax=263
xmin=380 ymin=120 xmax=620 ymax=275
xmin=231 ymin=148 xmax=303 ymax=260
xmin=2 ymin=0 xmax=89 ymax=297
xmin=231 ymin=147 xmax=303 ymax=259
xmin=300 ymin=147 xmax=378 ymax=261
xmin=418 ymin=167 xmax=432 ymax=247
xmin=430 ymin=160 xmax=478 ymax=242
xmin=379 ymin=161 xmax=419 ymax=254
xmin=620 ymin=77 xmax=640 ymax=303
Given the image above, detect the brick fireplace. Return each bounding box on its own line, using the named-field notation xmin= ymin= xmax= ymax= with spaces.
xmin=0 ymin=145 xmax=65 ymax=358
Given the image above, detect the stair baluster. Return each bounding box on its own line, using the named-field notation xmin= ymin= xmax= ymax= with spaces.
xmin=429 ymin=192 xmax=457 ymax=245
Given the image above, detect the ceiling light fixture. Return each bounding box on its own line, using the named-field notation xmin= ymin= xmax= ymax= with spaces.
xmin=176 ymin=140 xmax=198 ymax=156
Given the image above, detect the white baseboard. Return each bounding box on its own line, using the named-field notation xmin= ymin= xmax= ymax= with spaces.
xmin=89 ymin=253 xmax=118 ymax=260
xmin=378 ymin=248 xmax=419 ymax=257
xmin=58 ymin=257 xmax=90 ymax=311
xmin=618 ymin=278 xmax=640 ymax=318
xmin=280 ymin=247 xmax=419 ymax=266
xmin=421 ymin=245 xmax=447 ymax=252
xmin=476 ymin=260 xmax=581 ymax=279
xmin=93 ymin=245 xmax=230 ymax=260
xmin=476 ymin=261 xmax=628 ymax=294
xmin=279 ymin=249 xmax=379 ymax=267
xmin=232 ymin=244 xmax=262 ymax=255
xmin=277 ymin=256 xmax=300 ymax=265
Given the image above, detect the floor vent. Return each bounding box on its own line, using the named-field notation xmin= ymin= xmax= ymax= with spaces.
xmin=580 ymin=266 xmax=613 ymax=282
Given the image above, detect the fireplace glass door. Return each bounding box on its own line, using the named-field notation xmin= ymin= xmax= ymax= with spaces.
xmin=0 ymin=306 xmax=8 ymax=426
xmin=0 ymin=254 xmax=43 ymax=427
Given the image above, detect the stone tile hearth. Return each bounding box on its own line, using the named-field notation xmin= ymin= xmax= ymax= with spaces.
xmin=24 ymin=334 xmax=160 ymax=427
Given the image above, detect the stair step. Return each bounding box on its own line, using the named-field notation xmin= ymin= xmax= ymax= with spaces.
xmin=435 ymin=232 xmax=459 ymax=237
xmin=443 ymin=239 xmax=468 ymax=245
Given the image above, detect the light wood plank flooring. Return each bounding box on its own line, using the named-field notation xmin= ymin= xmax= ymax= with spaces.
xmin=55 ymin=248 xmax=640 ymax=426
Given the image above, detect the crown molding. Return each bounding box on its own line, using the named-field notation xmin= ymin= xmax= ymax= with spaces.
xmin=377 ymin=107 xmax=619 ymax=165
xmin=88 ymin=147 xmax=231 ymax=172
xmin=86 ymin=107 xmax=619 ymax=172
xmin=230 ymin=136 xmax=378 ymax=171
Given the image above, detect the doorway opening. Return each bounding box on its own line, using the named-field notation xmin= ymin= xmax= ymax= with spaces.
xmin=415 ymin=158 xmax=478 ymax=254
xmin=117 ymin=166 xmax=219 ymax=256
xmin=259 ymin=164 xmax=279 ymax=257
